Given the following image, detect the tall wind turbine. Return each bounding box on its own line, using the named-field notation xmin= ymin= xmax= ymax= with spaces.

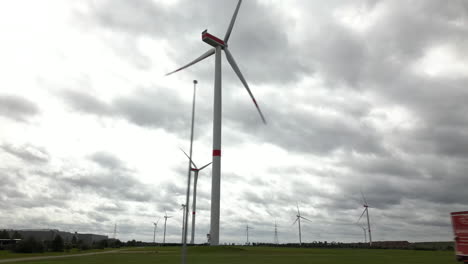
xmin=357 ymin=192 xmax=372 ymax=246
xmin=153 ymin=218 xmax=160 ymax=243
xmin=163 ymin=210 xmax=172 ymax=244
xmin=166 ymin=0 xmax=267 ymax=245
xmin=293 ymin=204 xmax=312 ymax=246
xmin=246 ymin=224 xmax=253 ymax=245
xmin=180 ymin=148 xmax=212 ymax=244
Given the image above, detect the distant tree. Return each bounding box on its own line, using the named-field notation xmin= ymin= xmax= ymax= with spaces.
xmin=0 ymin=230 xmax=10 ymax=239
xmin=71 ymin=235 xmax=77 ymax=246
xmin=13 ymin=237 xmax=44 ymax=253
xmin=11 ymin=231 xmax=22 ymax=239
xmin=51 ymin=235 xmax=64 ymax=252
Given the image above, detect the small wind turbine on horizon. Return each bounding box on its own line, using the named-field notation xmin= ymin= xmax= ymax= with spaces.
xmin=153 ymin=218 xmax=160 ymax=243
xmin=163 ymin=210 xmax=172 ymax=244
xmin=293 ymin=203 xmax=312 ymax=246
xmin=166 ymin=0 xmax=267 ymax=246
xmin=357 ymin=191 xmax=372 ymax=246
xmin=180 ymin=148 xmax=212 ymax=244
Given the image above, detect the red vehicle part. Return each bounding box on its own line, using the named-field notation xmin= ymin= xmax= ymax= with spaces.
xmin=452 ymin=211 xmax=468 ymax=262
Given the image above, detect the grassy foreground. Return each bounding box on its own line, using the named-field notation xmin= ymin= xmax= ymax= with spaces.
xmin=0 ymin=246 xmax=458 ymax=264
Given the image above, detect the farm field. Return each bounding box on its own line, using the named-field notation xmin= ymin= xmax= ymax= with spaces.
xmin=0 ymin=246 xmax=458 ymax=264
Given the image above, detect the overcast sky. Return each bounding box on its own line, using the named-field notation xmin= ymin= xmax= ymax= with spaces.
xmin=1 ymin=0 xmax=467 ymax=244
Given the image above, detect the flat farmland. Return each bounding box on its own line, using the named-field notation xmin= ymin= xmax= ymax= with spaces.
xmin=0 ymin=246 xmax=458 ymax=264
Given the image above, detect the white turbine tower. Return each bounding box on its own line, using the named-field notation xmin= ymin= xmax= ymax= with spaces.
xmin=181 ymin=149 xmax=211 ymax=244
xmin=153 ymin=218 xmax=160 ymax=243
xmin=357 ymin=192 xmax=372 ymax=246
xmin=166 ymin=0 xmax=267 ymax=245
xmin=180 ymin=204 xmax=186 ymax=244
xmin=163 ymin=210 xmax=172 ymax=244
xmin=293 ymin=204 xmax=312 ymax=246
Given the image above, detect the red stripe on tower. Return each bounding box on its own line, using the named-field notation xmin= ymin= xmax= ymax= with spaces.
xmin=213 ymin=149 xmax=221 ymax=156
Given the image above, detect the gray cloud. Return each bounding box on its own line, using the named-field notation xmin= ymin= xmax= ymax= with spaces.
xmin=89 ymin=151 xmax=125 ymax=170
xmin=0 ymin=95 xmax=39 ymax=122
xmin=1 ymin=144 xmax=50 ymax=163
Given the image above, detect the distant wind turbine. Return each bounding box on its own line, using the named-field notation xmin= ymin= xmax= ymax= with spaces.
xmin=357 ymin=191 xmax=372 ymax=246
xmin=166 ymin=0 xmax=267 ymax=245
xmin=360 ymin=225 xmax=367 ymax=244
xmin=153 ymin=218 xmax=160 ymax=243
xmin=180 ymin=148 xmax=212 ymax=244
xmin=293 ymin=203 xmax=312 ymax=246
xmin=163 ymin=210 xmax=172 ymax=244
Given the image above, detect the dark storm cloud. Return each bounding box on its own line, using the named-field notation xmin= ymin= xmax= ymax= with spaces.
xmin=1 ymin=144 xmax=49 ymax=163
xmin=0 ymin=95 xmax=39 ymax=122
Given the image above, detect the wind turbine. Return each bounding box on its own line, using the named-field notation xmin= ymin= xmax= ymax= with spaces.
xmin=246 ymin=224 xmax=253 ymax=245
xmin=357 ymin=192 xmax=372 ymax=246
xmin=293 ymin=204 xmax=312 ymax=246
xmin=153 ymin=218 xmax=160 ymax=243
xmin=166 ymin=0 xmax=267 ymax=245
xmin=180 ymin=148 xmax=212 ymax=244
xmin=163 ymin=210 xmax=172 ymax=244
xmin=360 ymin=225 xmax=367 ymax=244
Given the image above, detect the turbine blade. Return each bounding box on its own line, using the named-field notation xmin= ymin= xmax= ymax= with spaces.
xmin=357 ymin=208 xmax=367 ymax=223
xmin=292 ymin=218 xmax=298 ymax=225
xmin=360 ymin=189 xmax=368 ymax=206
xmin=199 ymin=162 xmax=212 ymax=171
xmin=166 ymin=48 xmax=215 ymax=76
xmin=179 ymin=148 xmax=197 ymax=169
xmin=224 ymin=48 xmax=266 ymax=124
xmin=300 ymin=216 xmax=313 ymax=223
xmin=296 ymin=203 xmax=300 ymax=216
xmin=224 ymin=0 xmax=242 ymax=42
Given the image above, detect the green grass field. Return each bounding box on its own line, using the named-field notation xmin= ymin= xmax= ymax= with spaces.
xmin=0 ymin=246 xmax=458 ymax=264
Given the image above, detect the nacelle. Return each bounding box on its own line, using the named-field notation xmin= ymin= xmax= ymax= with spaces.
xmin=202 ymin=30 xmax=225 ymax=48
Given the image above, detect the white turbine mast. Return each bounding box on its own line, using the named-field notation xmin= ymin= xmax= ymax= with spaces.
xmin=153 ymin=218 xmax=160 ymax=243
xmin=166 ymin=0 xmax=267 ymax=246
xmin=180 ymin=148 xmax=212 ymax=244
xmin=293 ymin=203 xmax=312 ymax=246
xmin=180 ymin=204 xmax=186 ymax=244
xmin=163 ymin=210 xmax=172 ymax=244
xmin=357 ymin=191 xmax=372 ymax=246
